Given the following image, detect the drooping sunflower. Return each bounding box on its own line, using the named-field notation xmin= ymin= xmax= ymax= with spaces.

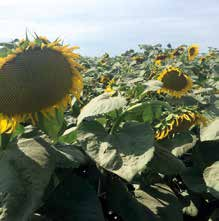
xmin=157 ymin=66 xmax=193 ymax=98
xmin=0 ymin=36 xmax=83 ymax=134
xmin=131 ymin=55 xmax=145 ymax=62
xmin=155 ymin=54 xmax=168 ymax=65
xmin=188 ymin=44 xmax=199 ymax=61
xmin=170 ymin=45 xmax=185 ymax=58
xmin=155 ymin=111 xmax=207 ymax=140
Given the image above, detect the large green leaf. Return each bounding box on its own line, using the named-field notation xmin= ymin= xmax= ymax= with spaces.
xmin=58 ymin=127 xmax=77 ymax=144
xmin=0 ymin=138 xmax=88 ymax=221
xmin=203 ymin=161 xmax=219 ymax=199
xmin=193 ymin=140 xmax=219 ymax=170
xmin=181 ymin=167 xmax=207 ymax=193
xmin=124 ymin=101 xmax=167 ymax=123
xmin=77 ymin=121 xmax=185 ymax=181
xmin=209 ymin=209 xmax=219 ymax=221
xmin=77 ymin=121 xmax=107 ymax=161
xmin=135 ymin=184 xmax=183 ymax=221
xmin=140 ymin=80 xmax=163 ymax=95
xmin=77 ymin=93 xmax=127 ymax=125
xmin=107 ymin=122 xmax=155 ymax=180
xmin=157 ymin=133 xmax=197 ymax=157
xmin=192 ymin=140 xmax=219 ymax=198
xmin=41 ymin=173 xmax=105 ymax=221
xmin=0 ymin=138 xmax=56 ymax=220
xmin=100 ymin=171 xmax=157 ymax=221
xmin=147 ymin=146 xmax=186 ymax=176
xmin=200 ymin=118 xmax=219 ymax=141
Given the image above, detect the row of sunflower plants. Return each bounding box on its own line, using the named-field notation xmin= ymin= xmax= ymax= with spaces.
xmin=0 ymin=36 xmax=218 ymax=221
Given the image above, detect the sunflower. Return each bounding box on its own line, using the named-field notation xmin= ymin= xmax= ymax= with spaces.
xmin=157 ymin=66 xmax=193 ymax=98
xmin=104 ymin=78 xmax=116 ymax=93
xmin=188 ymin=44 xmax=199 ymax=61
xmin=155 ymin=54 xmax=168 ymax=65
xmin=155 ymin=111 xmax=207 ymax=140
xmin=104 ymin=85 xmax=115 ymax=93
xmin=99 ymin=75 xmax=110 ymax=83
xmin=0 ymin=36 xmax=83 ymax=134
xmin=170 ymin=45 xmax=185 ymax=58
xmin=131 ymin=55 xmax=145 ymax=62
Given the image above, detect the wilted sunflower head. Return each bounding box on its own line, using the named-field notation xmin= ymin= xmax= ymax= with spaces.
xmin=155 ymin=54 xmax=168 ymax=65
xmin=188 ymin=44 xmax=199 ymax=61
xmin=0 ymin=36 xmax=83 ymax=134
xmin=155 ymin=110 xmax=207 ymax=140
xmin=171 ymin=45 xmax=185 ymax=58
xmin=157 ymin=66 xmax=193 ymax=98
xmin=99 ymin=75 xmax=110 ymax=83
xmin=131 ymin=55 xmax=145 ymax=62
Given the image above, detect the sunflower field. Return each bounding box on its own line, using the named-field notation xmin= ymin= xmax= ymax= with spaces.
xmin=0 ymin=36 xmax=218 ymax=221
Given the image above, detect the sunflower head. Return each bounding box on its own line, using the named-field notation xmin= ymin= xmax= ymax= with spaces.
xmin=157 ymin=66 xmax=193 ymax=98
xmin=171 ymin=45 xmax=185 ymax=58
xmin=104 ymin=85 xmax=115 ymax=94
xmin=131 ymin=55 xmax=144 ymax=62
xmin=99 ymin=75 xmax=110 ymax=83
xmin=155 ymin=111 xmax=207 ymax=140
xmin=155 ymin=54 xmax=168 ymax=65
xmin=188 ymin=44 xmax=199 ymax=61
xmin=0 ymin=36 xmax=83 ymax=134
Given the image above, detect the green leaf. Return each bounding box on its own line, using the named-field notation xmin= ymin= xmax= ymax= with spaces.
xmin=58 ymin=127 xmax=77 ymax=144
xmin=77 ymin=121 xmax=185 ymax=181
xmin=209 ymin=208 xmax=219 ymax=221
xmin=203 ymin=161 xmax=219 ymax=198
xmin=36 ymin=109 xmax=65 ymax=139
xmin=101 ymin=172 xmax=157 ymax=221
xmin=141 ymin=80 xmax=163 ymax=95
xmin=77 ymin=120 xmax=107 ymax=161
xmin=147 ymin=146 xmax=186 ymax=176
xmin=77 ymin=93 xmax=127 ymax=125
xmin=191 ymin=140 xmax=219 ymax=198
xmin=142 ymin=104 xmax=154 ymax=123
xmin=200 ymin=118 xmax=219 ymax=141
xmin=157 ymin=133 xmax=197 ymax=157
xmin=181 ymin=167 xmax=207 ymax=193
xmin=104 ymin=122 xmax=155 ymax=180
xmin=124 ymin=101 xmax=166 ymax=123
xmin=0 ymin=133 xmax=12 ymax=150
xmin=181 ymin=193 xmax=199 ymax=218
xmin=135 ymin=184 xmax=183 ymax=221
xmin=193 ymin=140 xmax=219 ymax=171
xmin=0 ymin=138 xmax=57 ymax=220
xmin=42 ymin=173 xmax=105 ymax=221
xmin=0 ymin=138 xmax=89 ymax=220
xmin=10 ymin=124 xmax=25 ymax=141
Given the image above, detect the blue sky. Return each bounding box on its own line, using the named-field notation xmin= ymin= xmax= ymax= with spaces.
xmin=0 ymin=0 xmax=218 ymax=56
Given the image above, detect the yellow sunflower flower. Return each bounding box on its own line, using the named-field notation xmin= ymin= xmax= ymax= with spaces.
xmin=155 ymin=111 xmax=207 ymax=140
xmin=157 ymin=66 xmax=193 ymax=98
xmin=188 ymin=44 xmax=199 ymax=61
xmin=155 ymin=60 xmax=161 ymax=66
xmin=104 ymin=85 xmax=115 ymax=93
xmin=104 ymin=78 xmax=116 ymax=94
xmin=0 ymin=37 xmax=83 ymax=134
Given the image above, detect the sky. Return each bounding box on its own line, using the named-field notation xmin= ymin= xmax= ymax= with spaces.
xmin=0 ymin=0 xmax=218 ymax=56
